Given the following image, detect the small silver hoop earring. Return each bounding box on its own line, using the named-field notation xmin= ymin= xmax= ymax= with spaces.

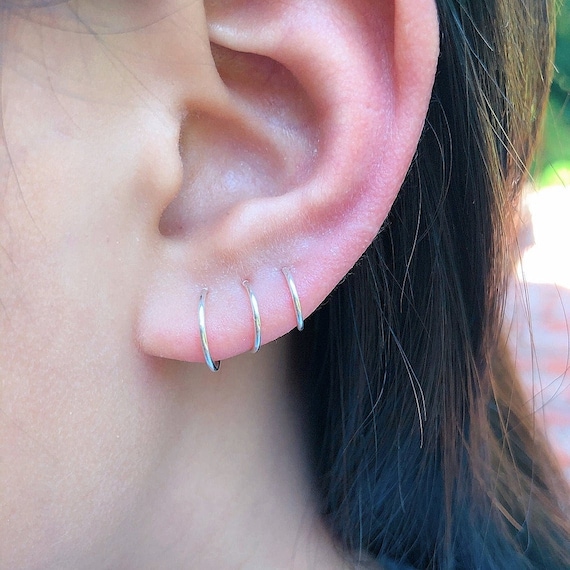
xmin=282 ymin=267 xmax=304 ymax=331
xmin=242 ymin=280 xmax=262 ymax=353
xmin=198 ymin=288 xmax=220 ymax=372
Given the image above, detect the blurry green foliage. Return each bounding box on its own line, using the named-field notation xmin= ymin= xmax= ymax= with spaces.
xmin=553 ymin=0 xmax=570 ymax=99
xmin=537 ymin=0 xmax=570 ymax=186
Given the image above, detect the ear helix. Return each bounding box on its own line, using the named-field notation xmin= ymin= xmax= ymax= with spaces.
xmin=197 ymin=268 xmax=304 ymax=372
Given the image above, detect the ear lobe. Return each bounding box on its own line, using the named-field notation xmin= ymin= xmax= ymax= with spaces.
xmin=137 ymin=0 xmax=439 ymax=367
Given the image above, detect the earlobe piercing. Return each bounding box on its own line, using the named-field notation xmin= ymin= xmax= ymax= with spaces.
xmin=282 ymin=268 xmax=304 ymax=331
xmin=242 ymin=280 xmax=262 ymax=353
xmin=199 ymin=272 xmax=300 ymax=371
xmin=198 ymin=288 xmax=220 ymax=372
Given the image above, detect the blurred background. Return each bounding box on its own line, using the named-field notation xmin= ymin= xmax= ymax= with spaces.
xmin=507 ymin=0 xmax=570 ymax=479
xmin=536 ymin=0 xmax=570 ymax=189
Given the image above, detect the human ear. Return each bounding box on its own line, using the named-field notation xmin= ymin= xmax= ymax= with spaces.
xmin=136 ymin=0 xmax=439 ymax=367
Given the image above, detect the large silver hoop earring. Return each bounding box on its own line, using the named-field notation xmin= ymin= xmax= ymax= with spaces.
xmin=198 ymin=288 xmax=220 ymax=372
xmin=282 ymin=268 xmax=304 ymax=331
xmin=242 ymin=280 xmax=262 ymax=353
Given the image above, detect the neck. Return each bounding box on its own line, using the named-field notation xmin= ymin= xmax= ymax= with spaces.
xmin=108 ymin=338 xmax=353 ymax=569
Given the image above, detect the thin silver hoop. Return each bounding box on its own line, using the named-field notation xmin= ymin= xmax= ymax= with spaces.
xmin=282 ymin=267 xmax=304 ymax=331
xmin=198 ymin=289 xmax=220 ymax=372
xmin=242 ymin=280 xmax=261 ymax=353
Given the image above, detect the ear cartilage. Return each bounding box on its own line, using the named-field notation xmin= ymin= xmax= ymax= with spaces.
xmin=198 ymin=288 xmax=221 ymax=372
xmin=242 ymin=280 xmax=262 ymax=353
xmin=282 ymin=268 xmax=304 ymax=331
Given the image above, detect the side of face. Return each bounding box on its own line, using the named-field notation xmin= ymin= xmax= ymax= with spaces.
xmin=0 ymin=1 xmax=438 ymax=567
xmin=0 ymin=3 xmax=219 ymax=566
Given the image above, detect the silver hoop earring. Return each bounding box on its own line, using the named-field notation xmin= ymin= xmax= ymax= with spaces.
xmin=282 ymin=268 xmax=304 ymax=331
xmin=242 ymin=280 xmax=261 ymax=353
xmin=198 ymin=289 xmax=220 ymax=372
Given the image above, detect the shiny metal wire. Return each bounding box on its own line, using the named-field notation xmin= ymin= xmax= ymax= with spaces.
xmin=198 ymin=288 xmax=220 ymax=372
xmin=242 ymin=280 xmax=262 ymax=353
xmin=282 ymin=267 xmax=304 ymax=331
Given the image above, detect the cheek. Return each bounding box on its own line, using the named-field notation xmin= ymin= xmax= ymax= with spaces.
xmin=0 ymin=196 xmax=178 ymax=568
xmin=0 ymin=171 xmax=156 ymax=568
xmin=0 ymin=6 xmax=207 ymax=565
xmin=0 ymin=84 xmax=168 ymax=570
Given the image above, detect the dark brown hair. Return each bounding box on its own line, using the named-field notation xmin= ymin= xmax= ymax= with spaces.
xmin=300 ymin=0 xmax=570 ymax=567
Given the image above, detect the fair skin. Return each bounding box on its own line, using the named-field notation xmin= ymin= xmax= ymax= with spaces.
xmin=0 ymin=1 xmax=438 ymax=568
